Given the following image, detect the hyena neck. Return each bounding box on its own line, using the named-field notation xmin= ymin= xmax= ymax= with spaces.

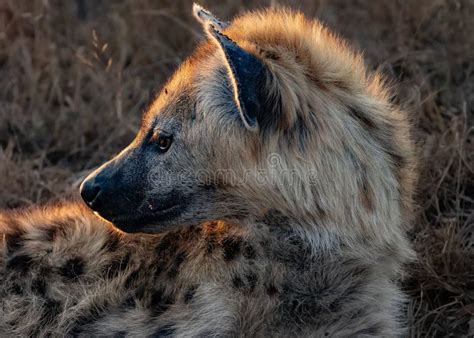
xmin=237 ymin=207 xmax=411 ymax=269
xmin=250 ymin=209 xmax=342 ymax=253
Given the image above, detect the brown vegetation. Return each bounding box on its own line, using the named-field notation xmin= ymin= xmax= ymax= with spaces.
xmin=0 ymin=0 xmax=472 ymax=335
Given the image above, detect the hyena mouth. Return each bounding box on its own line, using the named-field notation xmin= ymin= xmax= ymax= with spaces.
xmin=110 ymin=203 xmax=183 ymax=233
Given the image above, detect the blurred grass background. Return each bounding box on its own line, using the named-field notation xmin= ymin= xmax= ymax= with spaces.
xmin=0 ymin=0 xmax=473 ymax=335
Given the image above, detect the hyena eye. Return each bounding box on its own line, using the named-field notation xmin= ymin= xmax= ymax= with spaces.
xmin=151 ymin=132 xmax=173 ymax=153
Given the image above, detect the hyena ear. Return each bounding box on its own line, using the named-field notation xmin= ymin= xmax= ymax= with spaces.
xmin=193 ymin=4 xmax=266 ymax=131
xmin=207 ymin=24 xmax=267 ymax=131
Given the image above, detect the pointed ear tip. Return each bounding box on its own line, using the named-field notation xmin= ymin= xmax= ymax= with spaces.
xmin=192 ymin=3 xmax=201 ymax=12
xmin=193 ymin=4 xmax=230 ymax=31
xmin=192 ymin=3 xmax=204 ymax=19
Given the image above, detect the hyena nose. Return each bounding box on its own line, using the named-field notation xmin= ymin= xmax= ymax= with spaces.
xmin=80 ymin=179 xmax=101 ymax=207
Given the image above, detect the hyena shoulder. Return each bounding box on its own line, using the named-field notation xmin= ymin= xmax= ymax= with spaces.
xmin=1 ymin=204 xmax=403 ymax=336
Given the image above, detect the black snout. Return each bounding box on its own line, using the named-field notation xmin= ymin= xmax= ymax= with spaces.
xmin=80 ymin=170 xmax=112 ymax=213
xmin=79 ymin=153 xmax=144 ymax=221
xmin=80 ymin=178 xmax=102 ymax=208
xmin=79 ymin=147 xmax=186 ymax=231
xmin=79 ymin=148 xmax=152 ymax=228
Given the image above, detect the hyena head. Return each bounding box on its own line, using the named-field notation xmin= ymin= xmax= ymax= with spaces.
xmin=81 ymin=5 xmax=415 ymax=244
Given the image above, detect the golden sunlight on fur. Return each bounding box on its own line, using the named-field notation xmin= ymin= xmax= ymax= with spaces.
xmin=1 ymin=5 xmax=418 ymax=336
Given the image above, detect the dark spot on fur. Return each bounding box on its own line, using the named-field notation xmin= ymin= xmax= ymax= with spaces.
xmin=11 ymin=283 xmax=24 ymax=295
xmin=150 ymin=288 xmax=174 ymax=317
xmin=44 ymin=228 xmax=57 ymax=241
xmin=261 ymin=210 xmax=290 ymax=228
xmin=178 ymin=224 xmax=199 ymax=241
xmin=259 ymin=239 xmax=270 ymax=249
xmin=350 ymin=107 xmax=376 ymax=130
xmin=113 ymin=331 xmax=127 ymax=338
xmin=184 ymin=285 xmax=197 ymax=304
xmin=31 ymin=277 xmax=47 ymax=297
xmin=246 ymin=272 xmax=258 ymax=291
xmin=61 ymin=257 xmax=85 ymax=280
xmin=167 ymin=251 xmax=186 ymax=278
xmin=6 ymin=254 xmax=33 ymax=273
xmin=221 ymin=237 xmax=242 ymax=261
xmin=125 ymin=269 xmax=140 ymax=289
xmin=266 ymin=283 xmax=279 ymax=296
xmin=174 ymin=251 xmax=186 ymax=267
xmin=206 ymin=231 xmax=218 ymax=254
xmin=232 ymin=276 xmax=244 ymax=289
xmin=5 ymin=230 xmax=25 ymax=254
xmin=232 ymin=273 xmax=258 ymax=292
xmin=41 ymin=298 xmax=62 ymax=324
xmin=37 ymin=265 xmax=53 ymax=281
xmin=242 ymin=243 xmax=256 ymax=260
xmin=134 ymin=286 xmax=146 ymax=301
xmin=154 ymin=265 xmax=164 ymax=279
xmin=152 ymin=324 xmax=175 ymax=337
xmin=156 ymin=232 xmax=180 ymax=259
xmin=122 ymin=294 xmax=136 ymax=308
xmin=327 ymin=297 xmax=343 ymax=313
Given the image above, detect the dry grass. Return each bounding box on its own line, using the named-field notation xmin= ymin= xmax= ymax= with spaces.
xmin=0 ymin=0 xmax=473 ymax=335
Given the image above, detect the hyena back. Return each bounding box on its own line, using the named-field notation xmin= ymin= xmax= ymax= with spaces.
xmin=1 ymin=5 xmax=416 ymax=337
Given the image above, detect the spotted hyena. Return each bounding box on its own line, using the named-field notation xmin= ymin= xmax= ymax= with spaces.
xmin=0 ymin=5 xmax=416 ymax=337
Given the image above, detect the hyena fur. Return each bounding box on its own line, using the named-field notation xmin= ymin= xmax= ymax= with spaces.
xmin=0 ymin=5 xmax=416 ymax=337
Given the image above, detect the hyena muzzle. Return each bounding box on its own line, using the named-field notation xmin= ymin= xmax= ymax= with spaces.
xmin=1 ymin=4 xmax=416 ymax=337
